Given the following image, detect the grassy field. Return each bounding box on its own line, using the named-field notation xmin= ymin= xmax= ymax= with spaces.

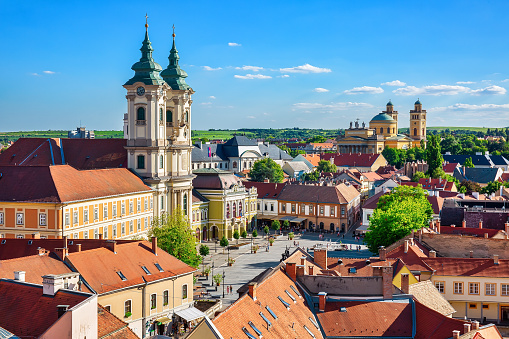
xmin=0 ymin=130 xmax=123 ymax=143
xmin=426 ymin=126 xmax=493 ymax=132
xmin=191 ymin=130 xmax=255 ymax=140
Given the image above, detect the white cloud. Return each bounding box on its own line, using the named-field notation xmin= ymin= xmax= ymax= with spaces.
xmin=393 ymin=85 xmax=471 ymax=96
xmin=234 ymin=74 xmax=272 ymax=79
xmin=501 ymin=79 xmax=509 ymax=83
xmin=313 ymin=88 xmax=329 ymax=93
xmin=43 ymin=70 xmax=55 ymax=74
xmin=200 ymin=102 xmax=213 ymax=105
xmin=344 ymin=86 xmax=384 ymax=95
xmin=457 ymin=81 xmax=475 ymax=84
xmin=235 ymin=66 xmax=263 ymax=72
xmin=280 ymin=63 xmax=332 ymax=74
xmin=293 ymin=102 xmax=373 ymax=111
xmin=203 ymin=66 xmax=222 ymax=71
xmin=381 ymin=80 xmax=406 ymax=86
xmin=247 ymin=115 xmax=256 ymax=119
xmin=30 ymin=73 xmax=40 ymax=76
xmin=430 ymin=103 xmax=509 ymax=112
xmin=280 ymin=74 xmax=290 ymax=78
xmin=262 ymin=112 xmax=270 ymax=116
xmin=228 ymin=42 xmax=241 ymax=47
xmin=209 ymin=96 xmax=216 ymax=99
xmin=470 ymin=85 xmax=506 ymax=96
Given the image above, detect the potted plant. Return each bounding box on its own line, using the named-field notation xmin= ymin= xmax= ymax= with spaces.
xmin=269 ymin=237 xmax=275 ymax=246
xmin=124 ymin=311 xmax=132 ymax=318
xmin=213 ymin=273 xmax=223 ymax=287
xmin=288 ymin=232 xmax=295 ymax=240
xmin=241 ymin=230 xmax=248 ymax=239
xmin=228 ymin=257 xmax=235 ymax=266
xmin=233 ymin=230 xmax=240 ymax=244
xmin=203 ymin=266 xmax=211 ymax=278
xmin=252 ymin=245 xmax=259 ymax=253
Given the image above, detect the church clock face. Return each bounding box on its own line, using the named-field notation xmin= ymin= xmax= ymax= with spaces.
xmin=136 ymin=86 xmax=145 ymax=96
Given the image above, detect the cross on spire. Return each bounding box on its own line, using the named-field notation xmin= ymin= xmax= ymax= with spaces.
xmin=145 ymin=13 xmax=149 ymax=30
xmin=172 ymin=24 xmax=176 ymax=38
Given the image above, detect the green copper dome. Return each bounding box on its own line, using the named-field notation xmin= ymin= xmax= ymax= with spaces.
xmin=370 ymin=113 xmax=395 ymax=122
xmin=386 ymin=100 xmax=393 ymax=106
xmin=160 ymin=35 xmax=191 ymax=91
xmin=125 ymin=29 xmax=165 ymax=86
xmin=415 ymin=99 xmax=422 ymax=105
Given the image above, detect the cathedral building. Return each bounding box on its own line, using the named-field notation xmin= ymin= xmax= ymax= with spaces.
xmin=336 ymin=100 xmax=426 ymax=154
xmin=123 ymin=22 xmax=194 ymax=220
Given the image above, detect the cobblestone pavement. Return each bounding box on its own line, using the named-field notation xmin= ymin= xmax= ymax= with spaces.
xmin=195 ymin=230 xmax=373 ymax=308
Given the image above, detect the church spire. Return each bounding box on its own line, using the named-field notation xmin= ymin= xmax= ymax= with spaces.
xmin=161 ymin=25 xmax=191 ymax=90
xmin=124 ymin=14 xmax=165 ymax=86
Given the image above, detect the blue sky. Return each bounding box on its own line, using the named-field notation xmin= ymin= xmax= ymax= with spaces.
xmin=2 ymin=0 xmax=509 ymax=132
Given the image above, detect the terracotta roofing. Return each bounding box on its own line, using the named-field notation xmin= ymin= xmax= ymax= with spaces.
xmin=408 ymin=280 xmax=456 ymax=316
xmin=376 ymin=165 xmax=398 ymax=174
xmin=459 ymin=324 xmax=503 ymax=339
xmin=321 ymin=153 xmax=384 ymax=167
xmin=417 ymin=178 xmax=456 ymax=191
xmin=243 ymin=181 xmax=286 ymax=199
xmin=98 ymin=305 xmax=139 ymax=338
xmin=443 ymin=162 xmax=460 ymax=173
xmin=362 ymin=171 xmax=384 ymax=182
xmin=362 ymin=191 xmax=385 ymax=210
xmin=0 ymin=279 xmax=90 ymax=338
xmin=65 ymin=241 xmax=196 ymax=294
xmin=327 ymin=257 xmax=397 ymax=277
xmin=192 ymin=169 xmax=244 ymax=190
xmin=213 ymin=269 xmax=323 ymax=339
xmin=0 ymin=138 xmax=127 ymax=169
xmin=427 ymin=195 xmax=445 ymax=215
xmin=0 ymin=165 xmax=152 ymax=203
xmin=0 ymin=252 xmax=72 ymax=285
xmin=422 ymin=257 xmax=509 ymax=277
xmin=302 ymin=154 xmax=321 ymax=166
xmin=414 ymin=300 xmax=466 ymax=339
xmin=501 ymin=172 xmax=509 ymax=182
xmin=386 ymin=241 xmax=432 ymax=272
xmin=316 ymin=299 xmax=413 ymax=337
xmin=278 ymin=182 xmax=359 ymax=204
xmin=0 ymin=238 xmax=137 ymax=261
xmin=439 ymin=226 xmax=500 ymax=238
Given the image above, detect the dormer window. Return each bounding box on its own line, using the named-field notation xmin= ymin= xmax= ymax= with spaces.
xmin=141 ymin=266 xmax=151 ymax=275
xmin=117 ymin=271 xmax=127 ymax=281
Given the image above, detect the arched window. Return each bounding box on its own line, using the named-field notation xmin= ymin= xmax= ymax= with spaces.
xmin=183 ymin=193 xmax=188 ymax=216
xmin=226 ymin=204 xmax=230 ymax=218
xmin=137 ymin=107 xmax=145 ymax=121
xmin=233 ymin=161 xmax=237 ymax=168
xmin=380 ymin=127 xmax=383 ymax=134
xmin=160 ymin=155 xmax=164 ymax=169
xmin=422 ymin=128 xmax=425 ymax=135
xmin=239 ymin=202 xmax=243 ymax=216
xmin=414 ymin=128 xmax=418 ymax=136
xmin=137 ymin=155 xmax=145 ymax=169
xmin=185 ymin=111 xmax=189 ymax=122
xmin=159 ymin=108 xmax=163 ymax=121
xmin=166 ymin=110 xmax=172 ymax=123
xmin=233 ymin=203 xmax=237 ymax=218
xmin=387 ymin=127 xmax=390 ymax=134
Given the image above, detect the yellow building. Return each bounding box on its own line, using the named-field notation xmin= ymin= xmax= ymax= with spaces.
xmin=192 ymin=169 xmax=257 ymax=240
xmin=0 ymin=165 xmax=153 ymax=240
xmin=337 ymin=100 xmax=426 ymax=154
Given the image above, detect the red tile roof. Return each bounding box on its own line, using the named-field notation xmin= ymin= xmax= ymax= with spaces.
xmin=0 ymin=252 xmax=72 ymax=285
xmin=376 ymin=165 xmax=398 ymax=174
xmin=243 ymin=181 xmax=286 ymax=199
xmin=65 ymin=241 xmax=196 ymax=294
xmin=327 ymin=258 xmax=397 ymax=276
xmin=427 ymin=195 xmax=445 ymax=215
xmin=0 ymin=165 xmax=151 ymax=203
xmin=443 ymin=163 xmax=460 ymax=174
xmin=278 ymin=182 xmax=359 ymax=204
xmin=0 ymin=279 xmax=90 ymax=338
xmin=501 ymin=173 xmax=509 ymax=182
xmin=422 ymin=257 xmax=509 ymax=277
xmin=414 ymin=300 xmax=466 ymax=339
xmin=362 ymin=191 xmax=385 ymax=210
xmin=98 ymin=305 xmax=139 ymax=338
xmin=417 ymin=178 xmax=456 ymax=191
xmin=439 ymin=226 xmax=500 ymax=238
xmin=321 ymin=153 xmax=384 ymax=167
xmin=386 ymin=241 xmax=432 ymax=272
xmin=362 ymin=171 xmax=383 ymax=182
xmin=317 ymin=300 xmax=413 ymax=337
xmin=302 ymin=154 xmax=321 ymax=166
xmin=0 ymin=138 xmax=127 ymax=169
xmin=213 ymin=269 xmax=323 ymax=339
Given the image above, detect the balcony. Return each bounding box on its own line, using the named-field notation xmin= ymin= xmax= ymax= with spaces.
xmin=136 ymin=120 xmax=146 ymax=126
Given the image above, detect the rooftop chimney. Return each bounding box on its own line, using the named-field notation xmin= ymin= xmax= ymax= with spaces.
xmin=404 ymin=240 xmax=409 ymax=253
xmin=314 ymin=249 xmax=328 ymax=269
xmin=248 ymin=282 xmax=257 ymax=300
xmin=494 ymin=254 xmax=499 ymax=265
xmin=452 ymin=330 xmax=460 ymax=339
xmin=429 ymin=250 xmax=436 ymax=258
xmin=462 ymin=220 xmax=466 ymax=228
xmin=469 ymin=250 xmax=473 ymax=258
xmin=63 ymin=235 xmax=68 ymax=248
xmin=54 ymin=247 xmax=69 ymax=260
xmin=472 ymin=321 xmax=480 ymax=330
xmin=401 ymin=273 xmax=410 ymax=294
xmin=37 ymin=247 xmax=45 ymax=255
xmin=43 ymin=274 xmax=65 ymax=296
xmin=14 ymin=271 xmax=25 ymax=282
xmin=484 ymin=233 xmax=489 ymax=238
xmin=107 ymin=240 xmax=117 ymax=254
xmin=382 ymin=266 xmax=393 ymax=300
xmin=152 ymin=237 xmax=158 ymax=256
xmin=57 ymin=305 xmax=69 ymax=319
xmin=436 ymin=219 xmax=441 ymax=233
xmin=318 ymin=292 xmax=327 ymax=312
xmin=379 ymin=246 xmax=386 ymax=261
xmin=76 ymin=244 xmax=81 ymax=252
xmin=286 ymin=262 xmax=297 ymax=281
xmin=479 ymin=220 xmax=483 ymax=229
xmin=463 ymin=323 xmax=471 ymax=334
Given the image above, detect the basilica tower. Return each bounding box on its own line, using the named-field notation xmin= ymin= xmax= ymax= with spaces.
xmin=123 ymin=20 xmax=194 ymax=219
xmin=409 ymin=99 xmax=426 ymax=141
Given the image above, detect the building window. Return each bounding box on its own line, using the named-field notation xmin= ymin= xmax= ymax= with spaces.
xmin=185 ymin=111 xmax=189 ymax=122
xmin=39 ymin=213 xmax=47 ymax=226
xmin=264 ymin=204 xmax=268 ymax=211
xmin=159 ymin=107 xmax=163 ymax=122
xmin=166 ymin=110 xmax=172 ymax=124
xmin=282 ymin=204 xmax=286 ymax=212
xmin=94 ymin=207 xmax=99 ymax=220
xmin=160 ymin=155 xmax=164 ymax=169
xmin=330 ymin=208 xmax=335 ymax=216
xmin=103 ymin=205 xmax=108 ymax=219
xmin=83 ymin=210 xmax=89 ymax=223
xmin=469 ymin=303 xmax=477 ymax=309
xmin=121 ymin=222 xmax=125 ymax=235
xmin=151 ymin=294 xmax=156 ymax=309
xmin=84 ymin=230 xmax=88 ymax=239
xmin=482 ymin=304 xmax=489 ymax=310
xmin=183 ymin=193 xmax=188 ymax=215
xmin=163 ymin=290 xmax=169 ymax=306
xmin=182 ymin=284 xmax=188 ymax=299
xmin=380 ymin=127 xmax=383 ymax=134
xmin=239 ymin=202 xmax=243 ymax=216
xmin=233 ymin=203 xmax=236 ymax=218
xmin=150 ymin=197 xmax=153 ymax=209
xmin=64 ymin=213 xmax=70 ymax=226
xmin=341 ymin=207 xmax=345 ymax=216
xmin=486 ymin=283 xmax=496 ymax=296
xmin=469 ymin=282 xmax=479 ymax=295
xmin=145 ymin=217 xmax=148 ymax=230
xmin=137 ymin=199 xmax=141 ymax=212
xmin=320 ymin=206 xmax=324 ymax=215
xmin=233 ymin=161 xmax=237 ymax=168
xmin=454 ymin=282 xmax=463 ymax=294
xmin=16 ymin=213 xmax=24 ymax=225
xmin=129 ymin=221 xmax=133 ymax=233
xmin=137 ymin=219 xmax=141 ymax=232
xmin=137 ymin=155 xmax=145 ymax=169
xmin=271 ymin=204 xmax=274 ymax=212
xmin=0 ymin=212 xmax=3 ymax=225
xmin=121 ymin=202 xmax=126 ymax=215
xmin=74 ymin=232 xmax=78 ymax=239
xmin=434 ymin=281 xmax=445 ymax=294
xmin=257 ymin=202 xmax=260 ymax=211
xmin=124 ymin=300 xmax=132 ymax=317
xmin=292 ymin=204 xmax=296 ymax=213
xmin=113 ymin=225 xmax=117 ymax=238
xmin=136 ymin=107 xmax=145 ymax=121
xmin=94 ymin=228 xmax=99 ymax=239
xmin=129 ymin=201 xmax=133 ymax=214
xmin=144 ymin=198 xmax=148 ymax=210
xmin=160 ymin=196 xmax=164 ymax=211
xmin=104 ymin=226 xmax=108 ymax=239
xmin=502 ymin=284 xmax=509 ymax=296
xmin=113 ymin=204 xmax=117 ymax=217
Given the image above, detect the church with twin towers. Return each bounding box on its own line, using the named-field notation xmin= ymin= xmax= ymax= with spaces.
xmin=123 ymin=19 xmax=194 ymax=218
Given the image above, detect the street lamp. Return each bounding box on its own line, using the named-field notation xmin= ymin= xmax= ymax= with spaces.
xmin=215 ymin=239 xmax=217 ymax=253
xmin=222 ymin=270 xmax=226 ymax=298
xmin=211 ymin=261 xmax=215 ymax=289
xmin=250 ymin=235 xmax=253 ymax=254
xmin=227 ymin=247 xmax=230 ymax=265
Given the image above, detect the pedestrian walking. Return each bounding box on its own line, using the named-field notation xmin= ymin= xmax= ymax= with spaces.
xmin=230 ymin=285 xmax=233 ymax=294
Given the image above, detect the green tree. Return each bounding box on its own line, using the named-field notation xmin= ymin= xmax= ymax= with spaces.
xmin=302 ymin=171 xmax=319 ymax=182
xmin=316 ymin=160 xmax=337 ymax=173
xmin=412 ymin=171 xmax=427 ymax=182
xmin=233 ymin=230 xmax=240 ymax=244
xmin=481 ymin=181 xmax=503 ymax=194
xmin=271 ymin=220 xmax=281 ymax=234
xmin=283 ymin=220 xmax=290 ymax=229
xmin=264 ymin=225 xmax=270 ymax=238
xmin=458 ymin=180 xmax=481 ymax=194
xmin=426 ymin=135 xmax=444 ymax=178
xmin=364 ymin=185 xmax=433 ymax=252
xmin=241 ymin=230 xmax=247 ymax=238
xmin=252 ymin=229 xmax=258 ymax=238
xmin=249 ymin=158 xmax=284 ymax=183
xmin=149 ymin=209 xmax=202 ymax=268
xmin=199 ymin=244 xmax=210 ymax=257
xmin=464 ymin=157 xmax=475 ymax=168
xmin=382 ymin=147 xmax=401 ymax=167
xmin=220 ymin=236 xmax=229 ymax=249
xmin=307 ymin=135 xmax=327 ymax=143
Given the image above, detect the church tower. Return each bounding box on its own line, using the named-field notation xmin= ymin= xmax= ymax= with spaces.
xmin=123 ymin=19 xmax=194 ymax=219
xmin=409 ymin=99 xmax=426 ymax=141
xmin=383 ymin=100 xmax=398 ymax=129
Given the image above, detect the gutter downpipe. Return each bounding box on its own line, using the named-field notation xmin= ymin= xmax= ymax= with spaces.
xmin=142 ymin=276 xmax=147 ymax=338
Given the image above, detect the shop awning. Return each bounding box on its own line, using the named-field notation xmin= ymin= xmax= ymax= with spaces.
xmin=280 ymin=216 xmax=296 ymax=221
xmin=155 ymin=316 xmax=171 ymax=324
xmin=175 ymin=307 xmax=206 ymax=322
xmin=291 ymin=217 xmax=307 ymax=223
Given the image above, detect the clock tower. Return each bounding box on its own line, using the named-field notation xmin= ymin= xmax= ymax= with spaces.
xmin=124 ymin=20 xmax=194 ymax=219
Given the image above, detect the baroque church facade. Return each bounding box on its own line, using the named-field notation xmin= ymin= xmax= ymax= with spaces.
xmin=123 ymin=22 xmax=194 ymax=219
xmin=336 ymin=100 xmax=427 ymax=154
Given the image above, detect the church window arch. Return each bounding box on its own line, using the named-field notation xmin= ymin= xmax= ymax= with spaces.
xmin=137 ymin=155 xmax=145 ymax=169
xmin=239 ymin=202 xmax=243 ymax=216
xmin=226 ymin=204 xmax=230 ymax=218
xmin=166 ymin=110 xmax=172 ymax=123
xmin=233 ymin=161 xmax=237 ymax=168
xmin=387 ymin=127 xmax=390 ymax=134
xmin=159 ymin=108 xmax=163 ymax=121
xmin=233 ymin=203 xmax=237 ymax=218
xmin=183 ymin=193 xmax=188 ymax=216
xmin=414 ymin=128 xmax=418 ymax=136
xmin=137 ymin=107 xmax=146 ymax=121
xmin=380 ymin=127 xmax=383 ymax=134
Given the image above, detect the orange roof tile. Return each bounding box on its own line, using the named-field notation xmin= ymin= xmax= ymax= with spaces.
xmin=302 ymin=154 xmax=321 ymax=166
xmin=0 ymin=252 xmax=72 ymax=285
xmin=422 ymin=257 xmax=509 ymax=277
xmin=65 ymin=241 xmax=196 ymax=294
xmin=386 ymin=241 xmax=432 ymax=272
xmin=414 ymin=300 xmax=466 ymax=339
xmin=327 ymin=258 xmax=396 ymax=276
xmin=98 ymin=305 xmax=139 ymax=338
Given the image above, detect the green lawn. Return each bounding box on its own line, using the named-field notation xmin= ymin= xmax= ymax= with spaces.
xmin=0 ymin=130 xmax=123 ymax=143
